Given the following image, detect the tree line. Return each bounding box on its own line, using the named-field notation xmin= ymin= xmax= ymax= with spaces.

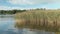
xmin=0 ymin=10 xmax=26 ymax=15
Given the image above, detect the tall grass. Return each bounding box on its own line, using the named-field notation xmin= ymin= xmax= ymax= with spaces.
xmin=15 ymin=10 xmax=60 ymax=32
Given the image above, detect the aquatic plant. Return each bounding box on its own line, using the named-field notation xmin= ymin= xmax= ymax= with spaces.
xmin=15 ymin=10 xmax=60 ymax=32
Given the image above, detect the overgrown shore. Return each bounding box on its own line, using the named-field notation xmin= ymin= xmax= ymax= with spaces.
xmin=15 ymin=9 xmax=60 ymax=32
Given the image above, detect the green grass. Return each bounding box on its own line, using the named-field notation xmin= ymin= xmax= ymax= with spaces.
xmin=15 ymin=10 xmax=60 ymax=32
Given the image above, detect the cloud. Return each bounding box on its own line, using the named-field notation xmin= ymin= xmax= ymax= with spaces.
xmin=0 ymin=6 xmax=22 ymax=10
xmin=0 ymin=5 xmax=59 ymax=10
xmin=0 ymin=6 xmax=10 ymax=10
xmin=8 ymin=0 xmax=34 ymax=5
xmin=1 ymin=0 xmax=60 ymax=10
xmin=0 ymin=6 xmax=34 ymax=10
xmin=7 ymin=0 xmax=60 ymax=5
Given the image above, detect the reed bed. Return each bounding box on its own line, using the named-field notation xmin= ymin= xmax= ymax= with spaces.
xmin=15 ymin=10 xmax=60 ymax=32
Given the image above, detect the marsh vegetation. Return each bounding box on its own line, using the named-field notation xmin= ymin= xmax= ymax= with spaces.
xmin=15 ymin=9 xmax=60 ymax=32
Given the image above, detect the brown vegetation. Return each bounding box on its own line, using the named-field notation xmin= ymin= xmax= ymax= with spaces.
xmin=15 ymin=10 xmax=60 ymax=32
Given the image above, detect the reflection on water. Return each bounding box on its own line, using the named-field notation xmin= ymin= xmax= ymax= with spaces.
xmin=0 ymin=15 xmax=55 ymax=34
xmin=22 ymin=28 xmax=55 ymax=34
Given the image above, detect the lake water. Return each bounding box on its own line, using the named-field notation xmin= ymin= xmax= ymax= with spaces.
xmin=0 ymin=15 xmax=55 ymax=34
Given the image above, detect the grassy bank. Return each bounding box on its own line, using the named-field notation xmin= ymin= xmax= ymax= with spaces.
xmin=15 ymin=10 xmax=60 ymax=32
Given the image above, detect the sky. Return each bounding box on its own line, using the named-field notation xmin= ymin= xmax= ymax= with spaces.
xmin=0 ymin=0 xmax=60 ymax=10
